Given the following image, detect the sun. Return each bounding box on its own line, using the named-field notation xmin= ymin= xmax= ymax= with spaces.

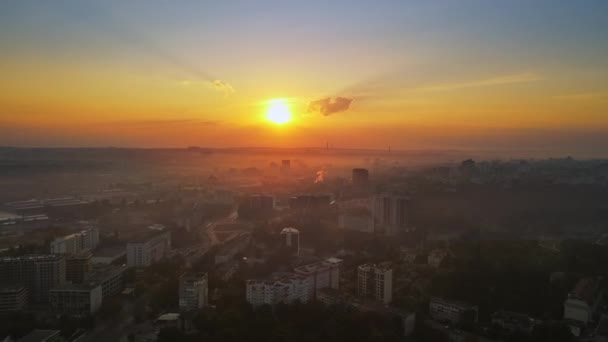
xmin=266 ymin=98 xmax=292 ymax=125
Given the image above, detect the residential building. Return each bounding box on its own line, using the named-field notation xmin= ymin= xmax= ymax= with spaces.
xmin=179 ymin=273 xmax=208 ymax=311
xmin=65 ymin=252 xmax=92 ymax=284
xmin=372 ymin=194 xmax=409 ymax=236
xmin=49 ymin=282 xmax=102 ymax=316
xmin=564 ymin=277 xmax=602 ymax=325
xmin=84 ymin=265 xmax=127 ymax=298
xmin=294 ymin=257 xmax=342 ymax=297
xmin=429 ymin=297 xmax=479 ymax=325
xmin=0 ymin=285 xmax=28 ymax=313
xmin=49 ymin=227 xmax=99 ymax=254
xmin=0 ymin=255 xmax=65 ymax=303
xmin=16 ymin=329 xmax=64 ymax=342
xmin=280 ymin=227 xmax=300 ymax=256
xmin=126 ymin=231 xmax=171 ymax=267
xmin=357 ymin=263 xmax=393 ymax=304
xmin=246 ymin=273 xmax=311 ymax=306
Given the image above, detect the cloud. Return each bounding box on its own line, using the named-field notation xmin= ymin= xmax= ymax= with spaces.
xmin=213 ymin=80 xmax=235 ymax=97
xmin=416 ymin=72 xmax=542 ymax=92
xmin=308 ymin=97 xmax=353 ymax=116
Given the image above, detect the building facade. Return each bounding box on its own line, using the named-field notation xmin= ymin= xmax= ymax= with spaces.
xmin=357 ymin=263 xmax=393 ymax=304
xmin=179 ymin=273 xmax=209 ymax=311
xmin=50 ymin=227 xmax=99 ymax=255
xmin=0 ymin=255 xmax=66 ymax=303
xmin=372 ymin=195 xmax=409 ymax=236
xmin=0 ymin=285 xmax=28 ymax=313
xmin=280 ymin=227 xmax=300 ymax=256
xmin=65 ymin=252 xmax=92 ymax=284
xmin=429 ymin=297 xmax=479 ymax=325
xmin=294 ymin=258 xmax=342 ymax=297
xmin=126 ymin=231 xmax=171 ymax=268
xmin=49 ymin=283 xmax=102 ymax=316
xmin=246 ymin=274 xmax=311 ymax=307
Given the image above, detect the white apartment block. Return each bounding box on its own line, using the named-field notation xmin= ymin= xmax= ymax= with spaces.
xmin=357 ymin=263 xmax=393 ymax=304
xmin=246 ymin=274 xmax=311 ymax=306
xmin=50 ymin=227 xmax=100 ymax=254
xmin=127 ymin=231 xmax=171 ymax=268
xmin=179 ymin=273 xmax=209 ymax=311
xmin=294 ymin=258 xmax=342 ymax=297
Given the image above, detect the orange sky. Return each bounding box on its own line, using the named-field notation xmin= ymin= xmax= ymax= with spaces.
xmin=1 ymin=1 xmax=607 ymax=154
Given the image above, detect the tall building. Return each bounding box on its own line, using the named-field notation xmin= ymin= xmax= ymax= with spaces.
xmin=238 ymin=194 xmax=274 ymax=219
xmin=294 ymin=258 xmax=342 ymax=296
xmin=49 ymin=283 xmax=102 ymax=316
xmin=0 ymin=285 xmax=28 ymax=313
xmin=179 ymin=273 xmax=209 ymax=311
xmin=352 ymin=168 xmax=370 ymax=188
xmin=357 ymin=263 xmax=393 ymax=304
xmin=127 ymin=231 xmax=171 ymax=268
xmin=280 ymin=227 xmax=300 ymax=256
xmin=65 ymin=252 xmax=92 ymax=284
xmin=246 ymin=274 xmax=311 ymax=307
xmin=0 ymin=255 xmax=66 ymax=303
xmin=372 ymin=195 xmax=409 ymax=236
xmin=50 ymin=227 xmax=99 ymax=254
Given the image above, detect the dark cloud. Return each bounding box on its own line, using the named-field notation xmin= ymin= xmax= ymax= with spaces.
xmin=308 ymin=97 xmax=353 ymax=116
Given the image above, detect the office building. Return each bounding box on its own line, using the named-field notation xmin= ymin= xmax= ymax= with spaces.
xmin=65 ymin=252 xmax=92 ymax=284
xmin=246 ymin=273 xmax=311 ymax=306
xmin=564 ymin=277 xmax=602 ymax=325
xmin=126 ymin=231 xmax=171 ymax=268
xmin=294 ymin=258 xmax=342 ymax=296
xmin=352 ymin=168 xmax=370 ymax=188
xmin=357 ymin=263 xmax=393 ymax=304
xmin=179 ymin=273 xmax=209 ymax=311
xmin=372 ymin=194 xmax=409 ymax=236
xmin=50 ymin=227 xmax=99 ymax=254
xmin=429 ymin=297 xmax=479 ymax=325
xmin=0 ymin=255 xmax=65 ymax=303
xmin=280 ymin=227 xmax=300 ymax=256
xmin=49 ymin=283 xmax=102 ymax=316
xmin=85 ymin=265 xmax=127 ymax=298
xmin=0 ymin=285 xmax=28 ymax=313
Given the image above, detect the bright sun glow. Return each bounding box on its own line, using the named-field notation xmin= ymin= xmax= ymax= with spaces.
xmin=266 ymin=99 xmax=292 ymax=125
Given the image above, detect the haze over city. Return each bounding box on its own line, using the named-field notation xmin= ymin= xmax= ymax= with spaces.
xmin=2 ymin=2 xmax=608 ymax=342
